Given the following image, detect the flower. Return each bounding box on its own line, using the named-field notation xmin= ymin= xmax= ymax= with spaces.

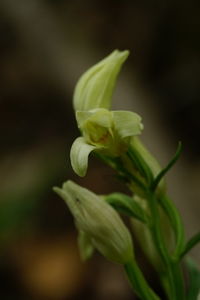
xmin=73 ymin=50 xmax=129 ymax=111
xmin=71 ymin=108 xmax=143 ymax=176
xmin=70 ymin=50 xmax=144 ymax=176
xmin=53 ymin=180 xmax=134 ymax=264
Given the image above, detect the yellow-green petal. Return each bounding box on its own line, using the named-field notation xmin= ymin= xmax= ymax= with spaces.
xmin=78 ymin=230 xmax=94 ymax=261
xmin=76 ymin=108 xmax=112 ymax=129
xmin=70 ymin=137 xmax=96 ymax=177
xmin=76 ymin=109 xmax=114 ymax=148
xmin=112 ymin=110 xmax=143 ymax=139
xmin=73 ymin=50 xmax=129 ymax=111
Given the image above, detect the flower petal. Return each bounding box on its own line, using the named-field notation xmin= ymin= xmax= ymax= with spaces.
xmin=70 ymin=137 xmax=96 ymax=177
xmin=112 ymin=110 xmax=143 ymax=139
xmin=76 ymin=109 xmax=112 ymax=129
xmin=78 ymin=230 xmax=94 ymax=261
xmin=73 ymin=50 xmax=129 ymax=111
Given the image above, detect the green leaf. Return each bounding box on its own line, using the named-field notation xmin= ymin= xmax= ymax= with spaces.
xmin=70 ymin=137 xmax=96 ymax=177
xmin=186 ymin=257 xmax=200 ymax=300
xmin=151 ymin=142 xmax=182 ymax=191
xmin=180 ymin=232 xmax=200 ymax=259
xmin=105 ymin=193 xmax=148 ymax=223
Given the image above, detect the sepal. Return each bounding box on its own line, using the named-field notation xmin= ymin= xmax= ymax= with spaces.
xmin=70 ymin=137 xmax=97 ymax=177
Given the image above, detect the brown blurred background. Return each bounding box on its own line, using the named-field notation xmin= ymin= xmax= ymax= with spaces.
xmin=0 ymin=0 xmax=200 ymax=299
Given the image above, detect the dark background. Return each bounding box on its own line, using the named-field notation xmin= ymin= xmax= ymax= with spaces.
xmin=0 ymin=0 xmax=200 ymax=299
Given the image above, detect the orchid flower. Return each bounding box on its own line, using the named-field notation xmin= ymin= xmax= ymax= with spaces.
xmin=70 ymin=50 xmax=143 ymax=176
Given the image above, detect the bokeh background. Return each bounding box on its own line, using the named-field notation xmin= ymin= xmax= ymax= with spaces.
xmin=0 ymin=0 xmax=200 ymax=299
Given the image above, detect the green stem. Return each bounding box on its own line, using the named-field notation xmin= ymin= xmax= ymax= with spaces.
xmin=148 ymin=193 xmax=177 ymax=299
xmin=148 ymin=193 xmax=185 ymax=299
xmin=124 ymin=260 xmax=160 ymax=300
xmin=127 ymin=147 xmax=154 ymax=185
xmin=97 ymin=141 xmax=186 ymax=299
xmin=158 ymin=196 xmax=186 ymax=296
xmin=171 ymin=261 xmax=185 ymax=299
xmin=159 ymin=195 xmax=185 ymax=259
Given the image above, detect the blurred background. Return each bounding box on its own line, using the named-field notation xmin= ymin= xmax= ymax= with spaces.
xmin=0 ymin=0 xmax=200 ymax=299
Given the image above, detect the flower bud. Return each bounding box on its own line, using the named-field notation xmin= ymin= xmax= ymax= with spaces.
xmin=53 ymin=180 xmax=134 ymax=264
xmin=73 ymin=50 xmax=129 ymax=111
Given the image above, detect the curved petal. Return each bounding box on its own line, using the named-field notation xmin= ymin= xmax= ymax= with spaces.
xmin=70 ymin=137 xmax=96 ymax=177
xmin=73 ymin=50 xmax=129 ymax=111
xmin=112 ymin=110 xmax=143 ymax=138
xmin=78 ymin=230 xmax=94 ymax=261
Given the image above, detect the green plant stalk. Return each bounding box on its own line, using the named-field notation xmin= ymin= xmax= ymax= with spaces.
xmin=158 ymin=195 xmax=186 ymax=298
xmin=125 ymin=143 xmax=185 ymax=299
xmin=158 ymin=194 xmax=185 ymax=259
xmin=96 ymin=147 xmax=186 ymax=299
xmin=147 ymin=192 xmax=185 ymax=300
xmin=148 ymin=193 xmax=176 ymax=299
xmin=171 ymin=260 xmax=185 ymax=299
xmin=124 ymin=260 xmax=160 ymax=300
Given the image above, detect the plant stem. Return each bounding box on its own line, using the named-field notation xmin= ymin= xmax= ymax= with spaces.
xmin=148 ymin=192 xmax=185 ymax=299
xmin=159 ymin=195 xmax=185 ymax=259
xmin=171 ymin=260 xmax=185 ymax=299
xmin=124 ymin=260 xmax=160 ymax=300
xmin=148 ymin=193 xmax=177 ymax=299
